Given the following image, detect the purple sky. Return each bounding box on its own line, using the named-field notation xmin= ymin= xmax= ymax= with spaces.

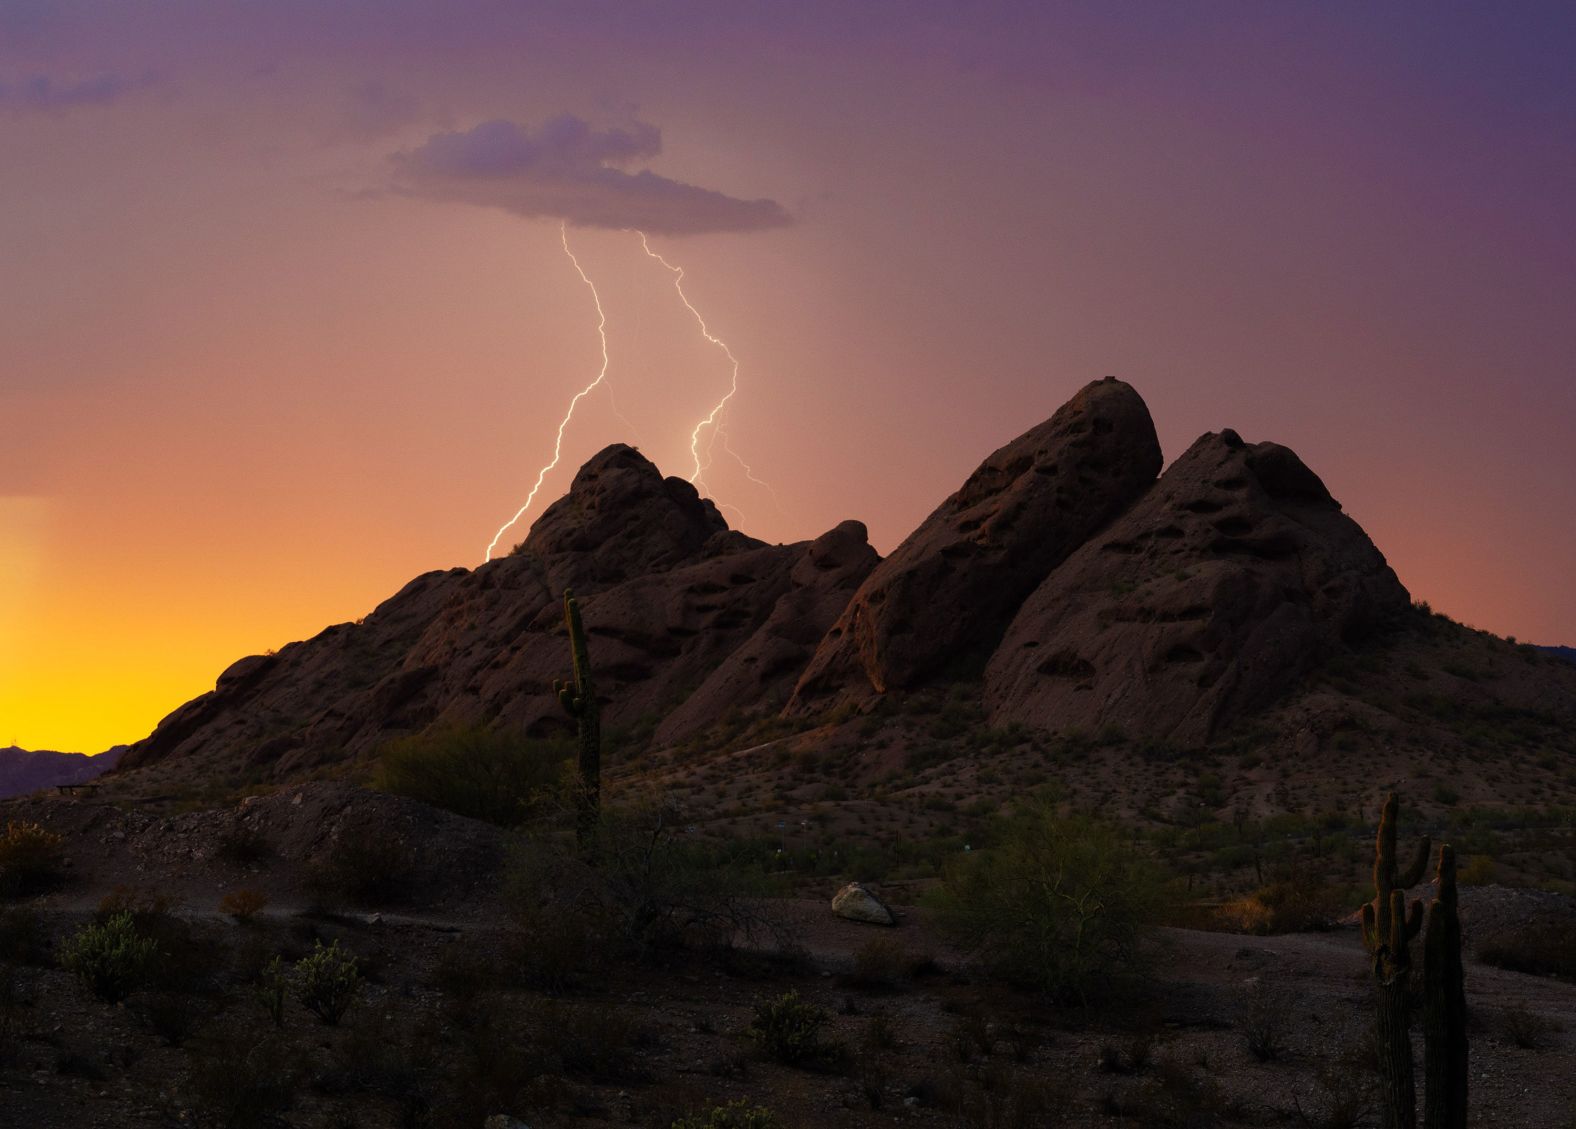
xmin=3 ymin=1 xmax=1574 ymax=749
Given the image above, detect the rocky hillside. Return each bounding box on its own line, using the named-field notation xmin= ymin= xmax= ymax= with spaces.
xmin=114 ymin=378 xmax=1576 ymax=796
xmin=0 ymin=745 xmax=123 ymax=800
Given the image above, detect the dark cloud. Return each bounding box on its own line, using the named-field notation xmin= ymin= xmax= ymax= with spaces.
xmin=391 ymin=115 xmax=791 ymax=236
xmin=0 ymin=72 xmax=145 ymax=111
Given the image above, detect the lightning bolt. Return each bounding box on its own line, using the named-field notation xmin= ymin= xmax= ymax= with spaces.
xmin=484 ymin=222 xmax=612 ymax=563
xmin=636 ymin=231 xmax=779 ymax=513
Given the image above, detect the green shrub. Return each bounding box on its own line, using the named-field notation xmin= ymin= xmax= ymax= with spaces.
xmin=848 ymin=934 xmax=910 ymax=990
xmin=928 ymin=799 xmax=1170 ymax=1003
xmin=672 ymin=1100 xmax=780 ymax=1129
xmin=58 ymin=911 xmax=158 ymax=1003
xmin=293 ymin=939 xmax=359 ymax=1025
xmin=747 ymin=990 xmax=843 ymax=1069
xmin=377 ymin=725 xmax=571 ymax=826
xmin=0 ymin=821 xmax=65 ymax=898
xmin=254 ymin=956 xmax=288 ymax=1026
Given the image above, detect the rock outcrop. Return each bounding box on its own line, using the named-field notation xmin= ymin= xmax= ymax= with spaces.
xmin=831 ymin=882 xmax=896 ymax=926
xmin=787 ymin=378 xmax=1162 ymax=711
xmin=984 ymin=429 xmax=1411 ymax=744
xmin=117 ymin=380 xmax=1443 ymax=788
xmin=120 ymin=446 xmax=874 ymax=777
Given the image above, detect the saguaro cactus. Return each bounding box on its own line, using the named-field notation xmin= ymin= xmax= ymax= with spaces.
xmin=1360 ymin=793 xmax=1430 ymax=1129
xmin=1423 ymin=844 xmax=1467 ymax=1129
xmin=553 ymin=589 xmax=601 ymax=843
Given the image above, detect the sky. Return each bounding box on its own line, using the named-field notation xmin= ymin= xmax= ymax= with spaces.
xmin=3 ymin=1 xmax=1574 ymax=752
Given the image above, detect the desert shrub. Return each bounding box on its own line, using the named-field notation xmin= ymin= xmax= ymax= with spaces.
xmin=214 ymin=824 xmax=273 ymax=867
xmin=58 ymin=911 xmax=158 ymax=1003
xmin=590 ymin=799 xmax=785 ymax=952
xmin=133 ymin=990 xmax=210 ymax=1046
xmin=1240 ymin=979 xmax=1288 ymax=1062
xmin=294 ymin=939 xmax=359 ymax=1025
xmin=747 ymin=990 xmax=844 ymax=1069
xmin=377 ymin=725 xmax=571 ymax=827
xmin=504 ymin=797 xmax=790 ymax=982
xmin=848 ymin=935 xmax=910 ymax=990
xmin=188 ymin=1026 xmax=303 ymax=1129
xmin=1478 ymin=922 xmax=1576 ymax=979
xmin=310 ymin=835 xmax=415 ymax=905
xmin=219 ymin=887 xmax=269 ymax=923
xmin=1499 ymin=1004 xmax=1555 ymax=1050
xmin=96 ymin=884 xmax=178 ymax=928
xmin=534 ymin=999 xmax=649 ymax=1082
xmin=0 ymin=905 xmax=49 ymax=965
xmin=0 ymin=821 xmax=65 ymax=898
xmin=95 ymin=887 xmax=228 ymax=994
xmin=672 ymin=1099 xmax=779 ymax=1129
xmin=312 ymin=1014 xmax=438 ymax=1122
xmin=928 ymin=799 xmax=1170 ymax=1003
xmin=1221 ymin=876 xmax=1349 ymax=934
xmin=255 ymin=956 xmax=288 ymax=1026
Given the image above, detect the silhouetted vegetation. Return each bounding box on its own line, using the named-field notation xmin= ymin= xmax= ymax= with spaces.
xmin=377 ymin=724 xmax=571 ymax=827
xmin=0 ymin=821 xmax=65 ymax=898
xmin=929 ymin=798 xmax=1170 ymax=1002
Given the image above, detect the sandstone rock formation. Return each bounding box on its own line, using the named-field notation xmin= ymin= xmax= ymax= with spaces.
xmin=120 ymin=446 xmax=875 ymax=777
xmin=984 ymin=429 xmax=1411 ymax=744
xmin=787 ymin=378 xmax=1162 ymax=711
xmin=117 ymin=381 xmax=1443 ymax=788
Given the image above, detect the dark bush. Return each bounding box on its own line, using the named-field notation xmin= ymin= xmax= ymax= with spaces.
xmin=214 ymin=823 xmax=273 ymax=867
xmin=0 ymin=821 xmax=65 ymax=898
xmin=1478 ymin=922 xmax=1576 ymax=980
xmin=848 ymin=935 xmax=910 ymax=990
xmin=0 ymin=905 xmax=49 ymax=965
xmin=1241 ymin=979 xmax=1288 ymax=1062
xmin=929 ymin=799 xmax=1170 ymax=1003
xmin=132 ymin=990 xmax=210 ymax=1046
xmin=377 ymin=725 xmax=571 ymax=827
xmin=310 ymin=835 xmax=415 ymax=905
xmin=503 ymin=797 xmax=791 ymax=985
xmin=58 ymin=912 xmax=158 ymax=1003
xmin=747 ymin=990 xmax=845 ymax=1070
xmin=188 ymin=1026 xmax=303 ymax=1129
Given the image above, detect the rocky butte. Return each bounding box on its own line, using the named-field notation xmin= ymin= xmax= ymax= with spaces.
xmin=116 ymin=378 xmax=1569 ymax=789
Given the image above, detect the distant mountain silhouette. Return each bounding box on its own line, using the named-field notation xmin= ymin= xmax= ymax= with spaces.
xmin=1539 ymin=645 xmax=1576 ymax=666
xmin=114 ymin=378 xmax=1576 ymax=791
xmin=0 ymin=745 xmax=124 ymax=800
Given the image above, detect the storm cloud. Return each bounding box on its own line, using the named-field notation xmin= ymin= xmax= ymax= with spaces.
xmin=391 ymin=115 xmax=791 ymax=236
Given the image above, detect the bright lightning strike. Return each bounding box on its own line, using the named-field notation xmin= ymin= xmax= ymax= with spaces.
xmin=636 ymin=231 xmax=758 ymax=497
xmin=483 ymin=223 xmax=611 ymax=563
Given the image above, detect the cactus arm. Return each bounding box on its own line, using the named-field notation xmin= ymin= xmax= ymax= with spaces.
xmin=1399 ymin=833 xmax=1432 ymax=889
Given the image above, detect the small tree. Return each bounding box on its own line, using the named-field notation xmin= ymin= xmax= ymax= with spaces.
xmin=294 ymin=940 xmax=359 ymax=1025
xmin=59 ymin=911 xmax=158 ymax=1003
xmin=929 ymin=798 xmax=1169 ymax=1003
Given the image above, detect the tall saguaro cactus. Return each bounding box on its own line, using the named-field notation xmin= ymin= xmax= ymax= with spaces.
xmin=553 ymin=589 xmax=601 ymax=844
xmin=1423 ymin=844 xmax=1467 ymax=1129
xmin=1360 ymin=793 xmax=1430 ymax=1129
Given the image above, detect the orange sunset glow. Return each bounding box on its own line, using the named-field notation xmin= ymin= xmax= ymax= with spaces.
xmin=4 ymin=3 xmax=1575 ymax=754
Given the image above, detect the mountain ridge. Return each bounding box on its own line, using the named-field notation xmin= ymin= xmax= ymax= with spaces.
xmin=110 ymin=379 xmax=1576 ymax=809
